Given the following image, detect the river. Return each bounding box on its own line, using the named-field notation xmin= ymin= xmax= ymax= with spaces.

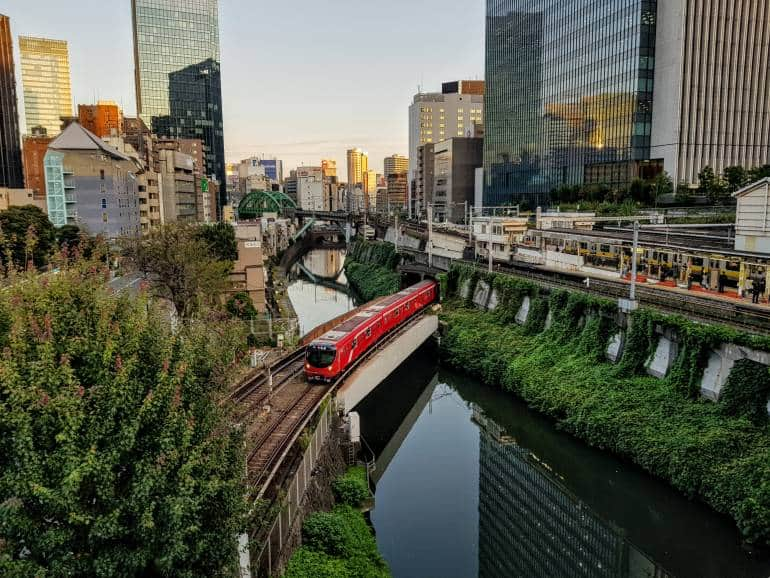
xmin=288 ymin=249 xmax=770 ymax=578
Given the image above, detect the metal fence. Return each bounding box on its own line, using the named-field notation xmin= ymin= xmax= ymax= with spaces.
xmin=248 ymin=396 xmax=336 ymax=578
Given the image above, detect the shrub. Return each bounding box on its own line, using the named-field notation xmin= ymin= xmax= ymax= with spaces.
xmin=332 ymin=466 xmax=369 ymax=507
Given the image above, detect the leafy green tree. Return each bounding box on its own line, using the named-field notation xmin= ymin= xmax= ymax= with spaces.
xmin=198 ymin=222 xmax=238 ymax=262
xmin=123 ymin=224 xmax=232 ymax=319
xmin=723 ymin=165 xmax=750 ymax=194
xmin=0 ymin=263 xmax=248 ymax=576
xmin=0 ymin=205 xmax=55 ymax=270
xmin=652 ymin=171 xmax=674 ymax=204
xmin=226 ymin=291 xmax=258 ymax=320
xmin=698 ymin=166 xmax=730 ymax=205
xmin=748 ymin=164 xmax=770 ymax=183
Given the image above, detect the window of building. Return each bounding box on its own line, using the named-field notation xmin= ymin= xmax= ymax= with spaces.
xmin=100 ymin=170 xmax=105 ymax=180
xmin=101 ymin=198 xmax=107 ymax=209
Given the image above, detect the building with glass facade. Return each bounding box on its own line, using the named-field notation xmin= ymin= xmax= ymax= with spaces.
xmin=18 ymin=36 xmax=72 ymax=137
xmin=484 ymin=0 xmax=770 ymax=207
xmin=131 ymin=0 xmax=225 ymax=210
xmin=0 ymin=15 xmax=23 ymax=189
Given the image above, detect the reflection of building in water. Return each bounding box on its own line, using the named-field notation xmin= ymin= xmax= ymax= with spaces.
xmin=302 ymin=249 xmax=345 ymax=279
xmin=473 ymin=406 xmax=670 ymax=578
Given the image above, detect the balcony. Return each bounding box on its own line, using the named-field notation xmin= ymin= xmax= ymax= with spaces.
xmin=65 ymin=193 xmax=77 ymax=204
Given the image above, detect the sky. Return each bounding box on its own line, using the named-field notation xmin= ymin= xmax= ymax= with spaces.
xmin=3 ymin=0 xmax=485 ymax=175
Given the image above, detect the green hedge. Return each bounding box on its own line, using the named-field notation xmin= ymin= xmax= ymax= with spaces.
xmin=440 ymin=266 xmax=770 ymax=546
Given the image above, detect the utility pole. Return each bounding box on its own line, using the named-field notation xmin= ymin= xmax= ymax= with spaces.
xmin=630 ymin=220 xmax=639 ymax=302
xmin=488 ymin=216 xmax=494 ymax=273
xmin=427 ymin=204 xmax=434 ymax=268
xmin=395 ymin=212 xmax=399 ymax=253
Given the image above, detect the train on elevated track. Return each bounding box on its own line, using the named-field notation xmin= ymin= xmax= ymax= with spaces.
xmin=305 ymin=280 xmax=438 ymax=383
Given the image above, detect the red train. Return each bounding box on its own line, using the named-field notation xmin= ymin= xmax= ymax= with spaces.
xmin=305 ymin=280 xmax=438 ymax=383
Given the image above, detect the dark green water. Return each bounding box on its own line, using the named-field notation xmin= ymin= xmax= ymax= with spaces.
xmin=288 ymin=251 xmax=770 ymax=578
xmin=357 ymin=346 xmax=770 ymax=578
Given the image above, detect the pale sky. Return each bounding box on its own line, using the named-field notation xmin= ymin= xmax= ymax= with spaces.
xmin=3 ymin=0 xmax=485 ymax=174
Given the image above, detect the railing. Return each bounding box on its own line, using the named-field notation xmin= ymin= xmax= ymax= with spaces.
xmin=250 ymin=397 xmax=336 ymax=578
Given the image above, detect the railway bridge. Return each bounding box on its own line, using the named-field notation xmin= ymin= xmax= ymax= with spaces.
xmin=234 ymin=302 xmax=438 ymax=577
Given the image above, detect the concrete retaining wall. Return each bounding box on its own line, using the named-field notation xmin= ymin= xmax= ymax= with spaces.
xmin=458 ymin=279 xmax=770 ymax=414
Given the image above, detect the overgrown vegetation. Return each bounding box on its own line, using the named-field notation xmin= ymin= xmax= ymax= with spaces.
xmin=0 ymin=259 xmax=249 ymax=576
xmin=332 ymin=466 xmax=369 ymax=507
xmin=440 ymin=265 xmax=770 ymax=546
xmin=344 ymin=240 xmax=400 ymax=301
xmin=284 ymin=468 xmax=388 ymax=578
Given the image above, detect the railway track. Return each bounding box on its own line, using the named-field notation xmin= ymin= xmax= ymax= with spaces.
xmin=230 ymin=348 xmax=307 ymax=420
xmin=246 ymin=313 xmax=430 ymax=493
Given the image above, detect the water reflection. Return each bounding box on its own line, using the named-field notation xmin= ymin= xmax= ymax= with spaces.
xmin=287 ymin=249 xmax=356 ymax=335
xmin=360 ymin=361 xmax=770 ymax=578
xmin=474 ymin=406 xmax=669 ymax=578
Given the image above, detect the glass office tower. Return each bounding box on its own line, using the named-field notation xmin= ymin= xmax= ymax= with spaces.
xmin=0 ymin=15 xmax=23 ymax=188
xmin=483 ymin=0 xmax=657 ymax=207
xmin=18 ymin=36 xmax=72 ymax=137
xmin=131 ymin=0 xmax=225 ymax=210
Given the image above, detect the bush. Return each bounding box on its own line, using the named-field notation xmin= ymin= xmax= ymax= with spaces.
xmin=332 ymin=466 xmax=369 ymax=507
xmin=344 ymin=241 xmax=401 ymax=301
xmin=289 ymin=506 xmax=389 ymax=577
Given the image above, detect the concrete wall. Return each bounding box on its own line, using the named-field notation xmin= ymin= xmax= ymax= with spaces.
xmin=337 ymin=315 xmax=439 ymax=414
xmin=459 ymin=278 xmax=770 ymax=414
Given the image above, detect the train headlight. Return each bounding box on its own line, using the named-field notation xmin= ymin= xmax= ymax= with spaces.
xmin=328 ymin=366 xmax=333 ymax=371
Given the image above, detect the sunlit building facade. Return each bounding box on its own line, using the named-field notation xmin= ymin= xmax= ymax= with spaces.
xmin=131 ymin=0 xmax=226 ymax=210
xmin=346 ymin=148 xmax=368 ymax=186
xmin=484 ymin=1 xmax=656 ymax=207
xmin=484 ymin=0 xmax=770 ymax=207
xmin=18 ymin=36 xmax=72 ymax=137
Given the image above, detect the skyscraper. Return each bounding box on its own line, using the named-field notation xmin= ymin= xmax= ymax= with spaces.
xmin=347 ymin=148 xmax=368 ymax=186
xmin=384 ymin=154 xmax=408 ymax=177
xmin=131 ymin=0 xmax=226 ymax=211
xmin=18 ymin=36 xmax=72 ymax=137
xmin=0 ymin=15 xmax=23 ymax=188
xmin=483 ymin=0 xmax=770 ymax=207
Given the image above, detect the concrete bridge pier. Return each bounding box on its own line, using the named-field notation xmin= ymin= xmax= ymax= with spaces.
xmin=337 ymin=315 xmax=440 ymax=414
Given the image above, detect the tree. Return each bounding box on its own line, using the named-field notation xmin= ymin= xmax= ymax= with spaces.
xmin=652 ymin=171 xmax=674 ymax=205
xmin=698 ymin=166 xmax=729 ymax=205
xmin=0 ymin=263 xmax=248 ymax=576
xmin=198 ymin=222 xmax=238 ymax=262
xmin=748 ymin=164 xmax=770 ymax=183
xmin=226 ymin=291 xmax=258 ymax=320
xmin=723 ymin=165 xmax=750 ymax=194
xmin=123 ymin=224 xmax=233 ymax=319
xmin=0 ymin=205 xmax=55 ymax=270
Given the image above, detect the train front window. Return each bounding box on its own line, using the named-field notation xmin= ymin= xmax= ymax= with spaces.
xmin=307 ymin=346 xmax=336 ymax=368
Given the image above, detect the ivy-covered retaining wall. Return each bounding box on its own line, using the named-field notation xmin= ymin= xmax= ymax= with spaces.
xmin=344 ymin=241 xmax=401 ymax=302
xmin=440 ymin=264 xmax=770 ymax=546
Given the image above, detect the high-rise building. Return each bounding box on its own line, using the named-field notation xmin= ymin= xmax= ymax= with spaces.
xmin=131 ymin=0 xmax=226 ymax=211
xmin=321 ymin=159 xmax=337 ymax=179
xmin=413 ymin=143 xmax=435 ymax=218
xmin=408 ymin=82 xmax=484 ymax=213
xmin=78 ymin=101 xmax=124 ymax=138
xmin=18 ymin=36 xmax=72 ymax=137
xmin=0 ymin=15 xmax=23 ymax=189
xmin=433 ymin=138 xmax=482 ymax=222
xmin=483 ymin=0 xmax=770 ymax=207
xmin=296 ymin=166 xmax=325 ymax=211
xmin=384 ymin=154 xmax=408 ymax=177
xmin=363 ymin=168 xmax=377 ymax=194
xmin=347 ymin=148 xmax=368 ymax=186
xmin=384 ymin=154 xmax=409 ymax=210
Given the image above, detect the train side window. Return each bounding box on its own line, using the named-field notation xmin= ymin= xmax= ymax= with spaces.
xmin=366 ymin=328 xmax=372 ymax=338
xmin=352 ymin=338 xmax=358 ymax=349
xmin=395 ymin=308 xmax=400 ymax=317
xmin=406 ymin=302 xmax=411 ymax=310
